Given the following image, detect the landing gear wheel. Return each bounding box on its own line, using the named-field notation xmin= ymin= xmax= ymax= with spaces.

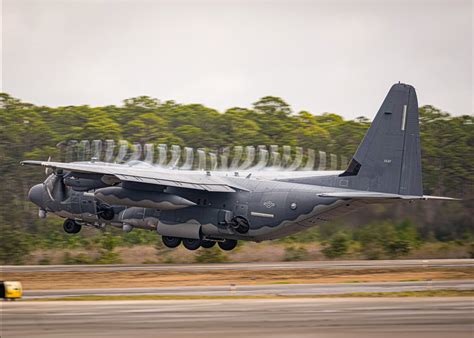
xmin=201 ymin=240 xmax=216 ymax=249
xmin=162 ymin=236 xmax=181 ymax=248
xmin=230 ymin=216 xmax=250 ymax=234
xmin=182 ymin=238 xmax=202 ymax=251
xmin=63 ymin=219 xmax=81 ymax=234
xmin=218 ymin=239 xmax=238 ymax=251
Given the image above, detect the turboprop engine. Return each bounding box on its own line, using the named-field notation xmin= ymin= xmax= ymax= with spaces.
xmin=27 ymin=173 xmax=191 ymax=235
xmin=28 ymin=173 xmax=118 ymax=224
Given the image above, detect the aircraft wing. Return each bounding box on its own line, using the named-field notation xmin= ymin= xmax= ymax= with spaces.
xmin=318 ymin=191 xmax=461 ymax=201
xmin=21 ymin=160 xmax=246 ymax=193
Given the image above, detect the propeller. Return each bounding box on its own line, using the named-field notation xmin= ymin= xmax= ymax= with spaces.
xmin=44 ymin=157 xmax=67 ymax=202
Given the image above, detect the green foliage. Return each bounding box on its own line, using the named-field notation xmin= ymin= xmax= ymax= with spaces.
xmin=60 ymin=232 xmax=124 ymax=265
xmin=99 ymin=233 xmax=121 ymax=251
xmin=194 ymin=247 xmax=228 ymax=263
xmin=355 ymin=220 xmax=419 ymax=259
xmin=95 ymin=250 xmax=122 ymax=264
xmin=419 ymin=107 xmax=473 ymax=197
xmin=62 ymin=252 xmax=95 ymax=265
xmin=277 ymin=227 xmax=320 ymax=243
xmin=321 ymin=232 xmax=349 ymax=258
xmin=468 ymin=242 xmax=474 ymax=259
xmin=121 ymin=230 xmax=156 ymax=246
xmin=0 ymin=226 xmax=32 ymax=264
xmin=93 ymin=232 xmax=123 ymax=264
xmin=283 ymin=245 xmax=309 ymax=261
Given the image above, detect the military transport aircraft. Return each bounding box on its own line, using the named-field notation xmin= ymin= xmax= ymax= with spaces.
xmin=22 ymin=83 xmax=457 ymax=251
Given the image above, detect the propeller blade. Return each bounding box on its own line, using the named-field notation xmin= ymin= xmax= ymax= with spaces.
xmin=45 ymin=156 xmax=53 ymax=175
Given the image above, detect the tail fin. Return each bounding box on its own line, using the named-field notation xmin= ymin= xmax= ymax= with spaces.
xmin=340 ymin=83 xmax=423 ymax=195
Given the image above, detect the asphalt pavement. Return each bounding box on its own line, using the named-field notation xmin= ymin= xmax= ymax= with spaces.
xmin=3 ymin=258 xmax=473 ymax=273
xmin=23 ymin=280 xmax=474 ymax=299
xmin=2 ymin=298 xmax=473 ymax=338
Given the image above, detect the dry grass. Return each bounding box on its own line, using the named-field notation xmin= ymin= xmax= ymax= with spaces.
xmin=3 ymin=267 xmax=472 ymax=290
xmin=29 ymin=241 xmax=472 ymax=266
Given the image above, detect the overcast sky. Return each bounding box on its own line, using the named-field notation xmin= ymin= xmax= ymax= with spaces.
xmin=2 ymin=0 xmax=472 ymax=119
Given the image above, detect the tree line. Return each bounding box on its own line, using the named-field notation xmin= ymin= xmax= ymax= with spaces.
xmin=0 ymin=92 xmax=472 ymax=264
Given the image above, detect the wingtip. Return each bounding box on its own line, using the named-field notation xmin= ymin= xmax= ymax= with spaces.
xmin=20 ymin=160 xmax=44 ymax=166
xmin=422 ymin=195 xmax=462 ymax=201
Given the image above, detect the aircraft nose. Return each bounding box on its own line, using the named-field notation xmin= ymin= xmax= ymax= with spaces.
xmin=28 ymin=184 xmax=46 ymax=208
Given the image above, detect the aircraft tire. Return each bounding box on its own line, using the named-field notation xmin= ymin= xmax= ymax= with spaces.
xmin=162 ymin=236 xmax=181 ymax=248
xmin=218 ymin=239 xmax=238 ymax=251
xmin=63 ymin=219 xmax=81 ymax=234
xmin=200 ymin=240 xmax=216 ymax=249
xmin=182 ymin=238 xmax=202 ymax=251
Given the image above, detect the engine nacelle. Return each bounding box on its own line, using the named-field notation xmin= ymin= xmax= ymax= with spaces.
xmin=95 ymin=187 xmax=196 ymax=210
xmin=116 ymin=207 xmax=160 ymax=230
xmin=64 ymin=176 xmax=108 ymax=191
xmin=29 ymin=174 xmax=161 ymax=231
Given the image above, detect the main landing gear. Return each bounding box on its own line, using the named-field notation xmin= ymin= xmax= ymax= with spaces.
xmin=162 ymin=236 xmax=181 ymax=248
xmin=200 ymin=240 xmax=216 ymax=249
xmin=217 ymin=239 xmax=238 ymax=251
xmin=162 ymin=236 xmax=238 ymax=251
xmin=182 ymin=238 xmax=201 ymax=251
xmin=63 ymin=219 xmax=82 ymax=234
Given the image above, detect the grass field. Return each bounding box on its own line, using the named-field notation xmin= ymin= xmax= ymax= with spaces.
xmin=3 ymin=267 xmax=472 ymax=290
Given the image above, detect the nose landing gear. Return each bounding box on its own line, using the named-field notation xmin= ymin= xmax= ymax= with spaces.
xmin=63 ymin=219 xmax=82 ymax=234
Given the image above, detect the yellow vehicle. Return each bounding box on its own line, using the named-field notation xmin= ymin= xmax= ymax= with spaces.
xmin=1 ymin=281 xmax=23 ymax=300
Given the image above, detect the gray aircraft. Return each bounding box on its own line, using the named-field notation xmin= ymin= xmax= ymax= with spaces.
xmin=23 ymin=83 xmax=457 ymax=251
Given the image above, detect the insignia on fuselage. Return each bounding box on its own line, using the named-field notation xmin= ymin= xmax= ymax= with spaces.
xmin=263 ymin=200 xmax=276 ymax=208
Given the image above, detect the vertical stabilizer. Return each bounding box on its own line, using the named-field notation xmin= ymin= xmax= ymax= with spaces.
xmin=340 ymin=83 xmax=423 ymax=195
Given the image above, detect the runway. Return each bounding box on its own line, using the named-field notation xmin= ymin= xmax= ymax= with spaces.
xmin=3 ymin=258 xmax=473 ymax=273
xmin=23 ymin=280 xmax=474 ymax=299
xmin=2 ymin=298 xmax=473 ymax=338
